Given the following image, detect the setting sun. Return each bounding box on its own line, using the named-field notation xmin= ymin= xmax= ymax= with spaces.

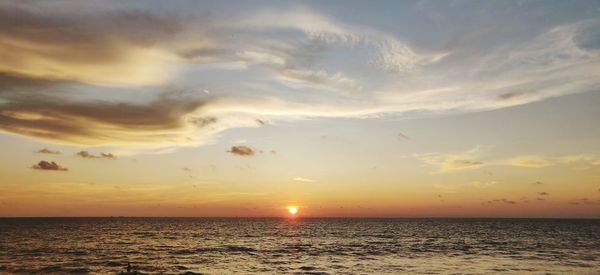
xmin=287 ymin=206 xmax=298 ymax=215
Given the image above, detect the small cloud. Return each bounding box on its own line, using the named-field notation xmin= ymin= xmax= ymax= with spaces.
xmin=558 ymin=154 xmax=600 ymax=166
xmin=293 ymin=177 xmax=316 ymax=183
xmin=76 ymin=151 xmax=116 ymax=159
xmin=535 ymin=181 xmax=544 ymax=185
xmin=256 ymin=119 xmax=268 ymax=126
xmin=271 ymin=150 xmax=277 ymax=154
xmin=505 ymin=155 xmax=552 ymax=168
xmin=415 ymin=146 xmax=488 ymax=172
xmin=501 ymin=199 xmax=517 ymax=204
xmin=227 ymin=146 xmax=255 ymax=156
xmin=536 ymin=197 xmax=545 ymax=201
xmin=537 ymin=192 xmax=549 ymax=196
xmin=100 ymin=153 xmax=116 ymax=159
xmin=436 ymin=194 xmax=444 ymax=202
xmin=397 ymin=132 xmax=410 ymax=140
xmin=496 ymin=90 xmax=535 ymax=101
xmin=188 ymin=116 xmax=217 ymax=128
xmin=32 ymin=160 xmax=68 ymax=171
xmin=76 ymin=151 xmax=94 ymax=158
xmin=182 ymin=167 xmax=192 ymax=172
xmin=568 ymin=198 xmax=600 ymax=206
xmin=35 ymin=148 xmax=60 ymax=154
xmin=486 ymin=198 xmax=517 ymax=205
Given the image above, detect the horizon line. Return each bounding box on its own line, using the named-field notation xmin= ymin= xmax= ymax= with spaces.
xmin=1 ymin=216 xmax=598 ymax=219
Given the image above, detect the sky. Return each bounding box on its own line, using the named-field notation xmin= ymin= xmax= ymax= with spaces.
xmin=0 ymin=0 xmax=599 ymax=218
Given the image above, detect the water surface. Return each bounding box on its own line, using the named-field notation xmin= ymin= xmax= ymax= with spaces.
xmin=0 ymin=218 xmax=598 ymax=274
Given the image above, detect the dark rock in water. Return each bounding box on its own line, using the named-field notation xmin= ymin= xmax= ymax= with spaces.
xmin=106 ymin=261 xmax=122 ymax=267
xmin=181 ymin=272 xmax=204 ymax=275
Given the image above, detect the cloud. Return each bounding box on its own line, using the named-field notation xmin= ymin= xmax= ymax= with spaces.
xmin=557 ymin=154 xmax=600 ymax=166
xmin=416 ymin=146 xmax=600 ymax=173
xmin=227 ymin=146 xmax=256 ymax=156
xmin=256 ymin=119 xmax=268 ymax=126
xmin=496 ymin=90 xmax=537 ymax=101
xmin=75 ymin=151 xmax=117 ymax=159
xmin=415 ymin=146 xmax=488 ymax=172
xmin=0 ymin=6 xmax=184 ymax=86
xmin=505 ymin=155 xmax=552 ymax=168
xmin=0 ymin=4 xmax=598 ymax=152
xmin=293 ymin=177 xmax=316 ymax=183
xmin=35 ymin=148 xmax=60 ymax=154
xmin=0 ymin=90 xmax=217 ymax=147
xmin=31 ymin=160 xmax=67 ymax=171
xmin=568 ymin=198 xmax=600 ymax=206
xmin=397 ymin=132 xmax=410 ymax=140
xmin=76 ymin=151 xmax=116 ymax=159
xmin=484 ymin=198 xmax=517 ymax=205
xmin=505 ymin=154 xmax=600 ymax=168
xmin=278 ymin=68 xmax=361 ymax=92
xmin=537 ymin=192 xmax=549 ymax=196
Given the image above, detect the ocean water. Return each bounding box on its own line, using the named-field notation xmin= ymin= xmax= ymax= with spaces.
xmin=0 ymin=218 xmax=598 ymax=274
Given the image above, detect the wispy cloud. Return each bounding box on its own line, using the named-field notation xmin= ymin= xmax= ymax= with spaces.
xmin=483 ymin=198 xmax=518 ymax=205
xmin=568 ymin=198 xmax=600 ymax=206
xmin=76 ymin=151 xmax=116 ymax=159
xmin=35 ymin=148 xmax=60 ymax=154
xmin=397 ymin=132 xmax=410 ymax=141
xmin=415 ymin=146 xmax=488 ymax=172
xmin=504 ymin=155 xmax=552 ymax=168
xmin=293 ymin=177 xmax=317 ymax=183
xmin=416 ymin=146 xmax=600 ymax=172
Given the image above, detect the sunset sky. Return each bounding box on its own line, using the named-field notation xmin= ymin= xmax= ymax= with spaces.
xmin=0 ymin=0 xmax=599 ymax=218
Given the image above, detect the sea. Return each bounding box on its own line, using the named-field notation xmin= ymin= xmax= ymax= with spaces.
xmin=0 ymin=218 xmax=598 ymax=274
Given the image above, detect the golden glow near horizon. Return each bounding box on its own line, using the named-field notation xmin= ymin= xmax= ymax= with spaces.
xmin=0 ymin=1 xmax=599 ymax=218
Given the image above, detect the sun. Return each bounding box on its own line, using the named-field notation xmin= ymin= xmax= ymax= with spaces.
xmin=287 ymin=206 xmax=298 ymax=215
